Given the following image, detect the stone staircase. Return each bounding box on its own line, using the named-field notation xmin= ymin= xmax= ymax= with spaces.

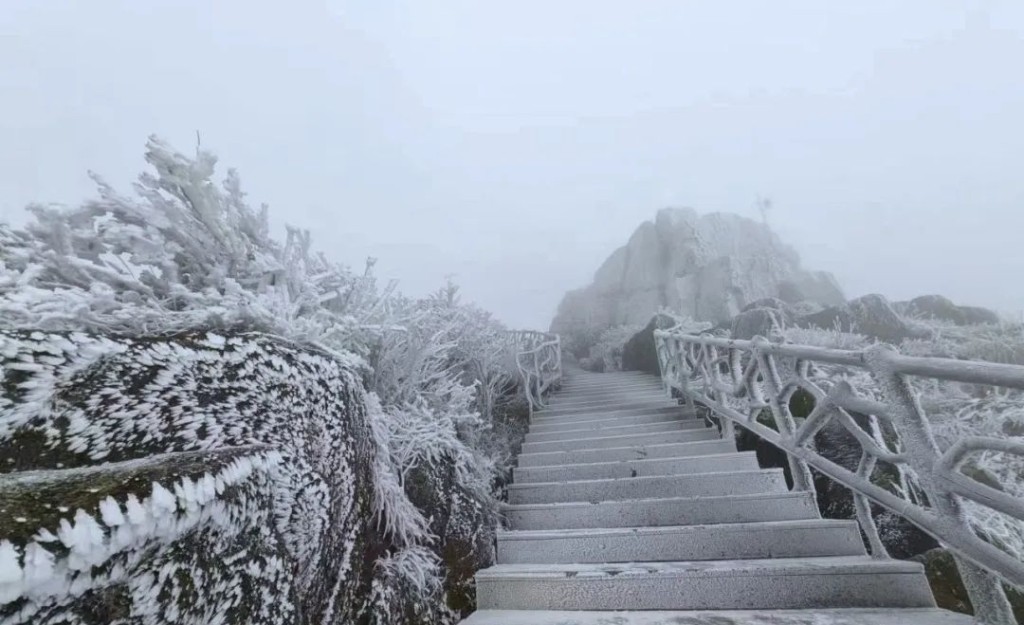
xmin=463 ymin=370 xmax=972 ymax=624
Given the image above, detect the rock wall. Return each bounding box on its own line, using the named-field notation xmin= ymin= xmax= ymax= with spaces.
xmin=551 ymin=208 xmax=844 ymax=340
xmin=0 ymin=330 xmax=381 ymax=624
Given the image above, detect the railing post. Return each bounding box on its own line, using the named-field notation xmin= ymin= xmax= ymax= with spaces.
xmin=752 ymin=336 xmax=816 ymax=494
xmin=865 ymin=344 xmax=1015 ymax=625
xmin=678 ymin=339 xmax=698 ymax=412
xmin=655 ymin=333 xmax=670 ymax=397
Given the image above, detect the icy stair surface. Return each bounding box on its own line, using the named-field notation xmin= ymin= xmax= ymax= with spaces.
xmin=461 ymin=369 xmax=971 ymax=625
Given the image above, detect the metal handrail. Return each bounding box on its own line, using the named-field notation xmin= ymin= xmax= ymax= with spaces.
xmin=653 ymin=329 xmax=1024 ymax=624
xmin=508 ymin=330 xmax=562 ymax=416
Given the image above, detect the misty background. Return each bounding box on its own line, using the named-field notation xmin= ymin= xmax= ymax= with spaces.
xmin=2 ymin=1 xmax=1022 ymax=329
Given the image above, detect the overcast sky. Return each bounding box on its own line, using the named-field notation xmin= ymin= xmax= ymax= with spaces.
xmin=3 ymin=2 xmax=1023 ymax=329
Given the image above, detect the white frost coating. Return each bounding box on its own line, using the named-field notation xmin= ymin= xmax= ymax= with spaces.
xmin=57 ymin=510 xmax=107 ymax=570
xmin=0 ymin=541 xmax=22 ymax=585
xmin=124 ymin=494 xmax=147 ymax=525
xmin=149 ymin=483 xmax=176 ymax=515
xmin=2 ymin=449 xmax=287 ymax=612
xmin=99 ymin=497 xmax=125 ymax=526
xmin=22 ymin=542 xmax=55 ymax=586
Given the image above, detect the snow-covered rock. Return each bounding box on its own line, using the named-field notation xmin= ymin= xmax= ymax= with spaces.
xmin=0 ymin=330 xmax=381 ymax=625
xmin=731 ymin=307 xmax=788 ymax=341
xmin=551 ymin=208 xmax=844 ymax=344
xmin=898 ymin=295 xmax=1001 ymax=327
xmin=796 ymin=294 xmax=932 ymax=345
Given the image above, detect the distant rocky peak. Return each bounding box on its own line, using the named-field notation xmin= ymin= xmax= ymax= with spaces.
xmin=551 ymin=208 xmax=844 ymax=339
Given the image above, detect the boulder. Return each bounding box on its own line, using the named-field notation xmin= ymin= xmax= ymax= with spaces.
xmin=796 ymin=293 xmax=931 ymax=344
xmin=731 ymin=307 xmax=788 ymax=341
xmin=848 ymin=294 xmax=930 ymax=344
xmin=741 ymin=297 xmax=793 ymax=314
xmin=899 ymin=295 xmax=1000 ymax=327
xmin=959 ymin=305 xmax=1001 ymax=326
xmin=622 ymin=317 xmax=660 ymax=375
xmin=904 ymin=295 xmax=968 ymax=325
xmin=796 ymin=305 xmax=856 ymax=334
xmin=789 ymin=300 xmax=826 ymax=317
xmin=777 ymin=271 xmax=845 ymax=307
xmin=0 ymin=330 xmax=385 ymax=625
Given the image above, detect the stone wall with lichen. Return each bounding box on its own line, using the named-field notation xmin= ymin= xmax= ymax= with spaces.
xmin=0 ymin=329 xmax=384 ymax=624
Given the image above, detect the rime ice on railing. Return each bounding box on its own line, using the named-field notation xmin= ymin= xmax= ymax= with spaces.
xmin=507 ymin=331 xmax=562 ymax=416
xmin=654 ymin=328 xmax=1024 ymax=625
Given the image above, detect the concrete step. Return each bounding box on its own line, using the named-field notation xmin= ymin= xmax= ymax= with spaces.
xmin=542 ymin=398 xmax=673 ymax=413
xmin=569 ymin=371 xmax=651 ymax=376
xmin=507 ymin=469 xmax=788 ymax=505
xmin=547 ymin=390 xmax=669 ymax=404
xmin=516 ymin=438 xmax=738 ymax=468
xmin=565 ymin=375 xmax=659 ymax=385
xmin=503 ymin=491 xmax=820 ymax=531
xmin=520 ymin=428 xmax=718 ymax=455
xmin=513 ymin=451 xmax=760 ymax=483
xmin=528 ymin=411 xmax=687 ymax=434
xmin=475 ymin=557 xmax=936 ymax=611
xmin=556 ymin=385 xmax=665 ymax=396
xmin=557 ymin=381 xmax=667 ymax=391
xmin=461 ymin=608 xmax=972 ymax=624
xmin=524 ymin=419 xmax=705 ymax=443
xmin=532 ymin=405 xmax=694 ymax=426
xmin=541 ymin=401 xmax=677 ymax=418
xmin=496 ymin=519 xmax=866 ymax=563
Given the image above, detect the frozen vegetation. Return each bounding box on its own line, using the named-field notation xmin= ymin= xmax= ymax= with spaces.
xmin=0 ymin=138 xmax=529 ymax=624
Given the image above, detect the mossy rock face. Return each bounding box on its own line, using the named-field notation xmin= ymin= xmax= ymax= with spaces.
xmin=402 ymin=457 xmax=497 ymax=621
xmin=0 ymin=330 xmax=380 ymax=625
xmin=913 ymin=547 xmax=1024 ymax=622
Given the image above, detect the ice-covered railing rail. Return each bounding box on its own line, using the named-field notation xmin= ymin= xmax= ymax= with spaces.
xmin=654 ymin=329 xmax=1024 ymax=625
xmin=507 ymin=331 xmax=562 ymax=416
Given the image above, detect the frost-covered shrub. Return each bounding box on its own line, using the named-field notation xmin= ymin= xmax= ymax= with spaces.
xmin=902 ymin=318 xmax=1024 ymax=366
xmin=0 ymin=138 xmax=526 ymax=624
xmin=0 ymin=139 xmax=389 ymax=359
xmin=782 ymin=326 xmax=870 ymax=351
xmin=364 ymin=282 xmax=524 ymax=618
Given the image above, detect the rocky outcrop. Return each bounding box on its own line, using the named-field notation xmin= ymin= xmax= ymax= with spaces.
xmin=0 ymin=330 xmax=381 ymax=625
xmin=731 ymin=307 xmax=788 ymax=341
xmin=551 ymin=208 xmax=844 ymax=345
xmin=959 ymin=306 xmax=1001 ymax=326
xmin=898 ymin=295 xmax=1001 ymax=327
xmin=797 ymin=294 xmax=932 ymax=344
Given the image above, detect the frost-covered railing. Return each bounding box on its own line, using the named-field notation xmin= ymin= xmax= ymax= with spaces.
xmin=654 ymin=330 xmax=1024 ymax=624
xmin=508 ymin=331 xmax=562 ymax=416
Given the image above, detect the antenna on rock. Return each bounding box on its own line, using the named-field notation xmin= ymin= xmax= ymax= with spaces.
xmin=756 ymin=195 xmax=773 ymax=226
